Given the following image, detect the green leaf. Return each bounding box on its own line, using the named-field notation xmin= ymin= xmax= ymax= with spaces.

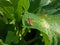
xmin=44 ymin=14 xmax=60 ymax=34
xmin=0 ymin=0 xmax=12 ymax=6
xmin=0 ymin=11 xmax=8 ymax=23
xmin=42 ymin=14 xmax=60 ymax=45
xmin=28 ymin=0 xmax=40 ymax=13
xmin=20 ymin=0 xmax=30 ymax=11
xmin=5 ymin=31 xmax=19 ymax=44
xmin=57 ymin=33 xmax=60 ymax=45
xmin=0 ymin=5 xmax=14 ymax=24
xmin=0 ymin=0 xmax=14 ymax=23
xmin=0 ymin=7 xmax=14 ymax=19
xmin=0 ymin=39 xmax=8 ymax=45
xmin=16 ymin=0 xmax=30 ymax=14
xmin=15 ymin=0 xmax=30 ymax=22
xmin=0 ymin=6 xmax=14 ymax=19
xmin=41 ymin=0 xmax=60 ymax=13
xmin=22 ymin=12 xmax=54 ymax=45
xmin=40 ymin=9 xmax=58 ymax=15
xmin=40 ymin=0 xmax=51 ymax=7
xmin=52 ymin=32 xmax=58 ymax=45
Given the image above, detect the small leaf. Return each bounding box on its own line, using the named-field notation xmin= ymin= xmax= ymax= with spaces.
xmin=40 ymin=0 xmax=51 ymax=7
xmin=16 ymin=0 xmax=30 ymax=14
xmin=5 ymin=31 xmax=19 ymax=44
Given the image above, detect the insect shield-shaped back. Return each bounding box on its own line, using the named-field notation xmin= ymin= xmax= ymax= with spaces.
xmin=28 ymin=18 xmax=34 ymax=26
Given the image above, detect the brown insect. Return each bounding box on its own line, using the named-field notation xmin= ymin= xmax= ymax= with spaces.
xmin=44 ymin=14 xmax=48 ymax=17
xmin=28 ymin=18 xmax=34 ymax=26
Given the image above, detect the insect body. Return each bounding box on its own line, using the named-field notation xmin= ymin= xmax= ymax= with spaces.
xmin=28 ymin=18 xmax=34 ymax=26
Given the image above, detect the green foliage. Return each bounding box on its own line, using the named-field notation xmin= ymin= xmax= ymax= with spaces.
xmin=0 ymin=0 xmax=60 ymax=45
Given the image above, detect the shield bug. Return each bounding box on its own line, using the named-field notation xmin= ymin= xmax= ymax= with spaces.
xmin=28 ymin=18 xmax=34 ymax=26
